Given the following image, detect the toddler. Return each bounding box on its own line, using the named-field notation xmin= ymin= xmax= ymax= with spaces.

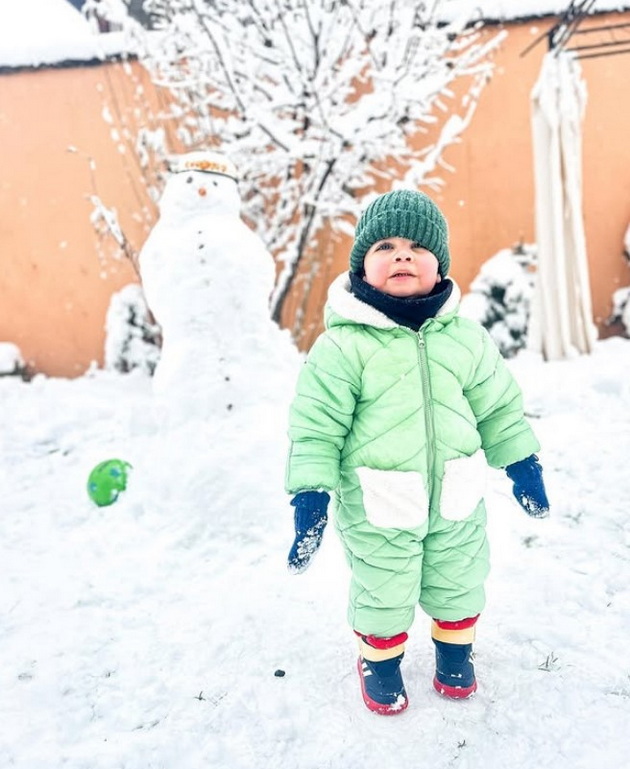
xmin=285 ymin=190 xmax=549 ymax=715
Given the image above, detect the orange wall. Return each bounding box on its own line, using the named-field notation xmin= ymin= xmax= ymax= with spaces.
xmin=282 ymin=12 xmax=630 ymax=349
xmin=0 ymin=60 xmax=162 ymax=377
xmin=1 ymin=14 xmax=630 ymax=377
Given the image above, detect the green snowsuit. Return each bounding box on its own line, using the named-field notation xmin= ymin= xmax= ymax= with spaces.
xmin=286 ymin=274 xmax=540 ymax=637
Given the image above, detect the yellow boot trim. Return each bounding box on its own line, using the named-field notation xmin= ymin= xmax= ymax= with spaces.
xmin=431 ymin=620 xmax=476 ymax=645
xmin=357 ymin=637 xmax=406 ymax=662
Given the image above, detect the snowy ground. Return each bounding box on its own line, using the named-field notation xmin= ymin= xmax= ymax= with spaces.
xmin=2 ymin=338 xmax=630 ymax=769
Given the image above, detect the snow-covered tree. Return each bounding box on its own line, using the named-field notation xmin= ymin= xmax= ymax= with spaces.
xmin=460 ymin=243 xmax=537 ymax=359
xmin=93 ymin=0 xmax=504 ymax=328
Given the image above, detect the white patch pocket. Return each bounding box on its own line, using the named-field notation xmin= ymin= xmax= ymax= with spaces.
xmin=356 ymin=467 xmax=429 ymax=529
xmin=439 ymin=450 xmax=487 ymax=521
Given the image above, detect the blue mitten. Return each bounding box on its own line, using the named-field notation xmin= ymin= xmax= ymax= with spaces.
xmin=505 ymin=455 xmax=550 ymax=518
xmin=288 ymin=490 xmax=330 ymax=574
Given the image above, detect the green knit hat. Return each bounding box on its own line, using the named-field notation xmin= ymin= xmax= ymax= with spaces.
xmin=350 ymin=190 xmax=450 ymax=277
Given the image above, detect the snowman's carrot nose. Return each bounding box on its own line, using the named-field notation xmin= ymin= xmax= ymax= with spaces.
xmin=198 ymin=187 xmax=207 ymax=196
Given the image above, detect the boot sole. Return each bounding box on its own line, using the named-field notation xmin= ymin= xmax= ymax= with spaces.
xmin=357 ymin=658 xmax=409 ymax=715
xmin=433 ymin=675 xmax=477 ymax=699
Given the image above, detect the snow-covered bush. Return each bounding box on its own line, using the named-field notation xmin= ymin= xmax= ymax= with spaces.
xmin=460 ymin=243 xmax=537 ymax=358
xmin=609 ymin=287 xmax=630 ymax=336
xmin=104 ymin=283 xmax=161 ymax=375
xmin=0 ymin=342 xmax=27 ymax=379
xmin=606 ymin=223 xmax=630 ymax=336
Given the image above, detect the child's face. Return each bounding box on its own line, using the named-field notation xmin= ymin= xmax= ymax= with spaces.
xmin=362 ymin=237 xmax=441 ymax=297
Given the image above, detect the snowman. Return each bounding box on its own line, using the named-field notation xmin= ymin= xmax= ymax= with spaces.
xmin=139 ymin=150 xmax=285 ymax=426
xmin=136 ymin=149 xmax=299 ymax=529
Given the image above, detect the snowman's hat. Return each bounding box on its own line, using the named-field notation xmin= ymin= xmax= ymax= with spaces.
xmin=167 ymin=150 xmax=238 ymax=181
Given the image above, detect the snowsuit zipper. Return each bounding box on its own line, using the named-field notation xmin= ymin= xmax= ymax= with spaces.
xmin=417 ymin=329 xmax=436 ymax=501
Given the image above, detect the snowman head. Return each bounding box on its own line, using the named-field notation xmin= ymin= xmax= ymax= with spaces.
xmin=159 ymin=151 xmax=241 ymax=218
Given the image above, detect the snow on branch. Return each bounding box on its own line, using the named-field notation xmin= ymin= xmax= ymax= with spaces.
xmin=87 ymin=194 xmax=139 ymax=271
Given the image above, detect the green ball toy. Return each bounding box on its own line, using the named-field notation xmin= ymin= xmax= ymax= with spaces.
xmin=87 ymin=459 xmax=132 ymax=507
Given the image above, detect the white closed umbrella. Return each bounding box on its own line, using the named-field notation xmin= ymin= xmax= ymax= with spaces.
xmin=529 ymin=50 xmax=597 ymax=360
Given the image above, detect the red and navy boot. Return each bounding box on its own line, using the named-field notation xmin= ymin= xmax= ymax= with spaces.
xmin=431 ymin=617 xmax=478 ymax=699
xmin=356 ymin=632 xmax=409 ymax=715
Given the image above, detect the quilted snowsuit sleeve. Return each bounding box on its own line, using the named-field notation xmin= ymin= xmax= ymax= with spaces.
xmin=462 ymin=323 xmax=540 ymax=468
xmin=285 ymin=331 xmax=360 ymax=494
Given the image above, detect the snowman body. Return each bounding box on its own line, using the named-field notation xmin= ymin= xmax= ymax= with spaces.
xmin=139 ymin=165 xmax=279 ymax=425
